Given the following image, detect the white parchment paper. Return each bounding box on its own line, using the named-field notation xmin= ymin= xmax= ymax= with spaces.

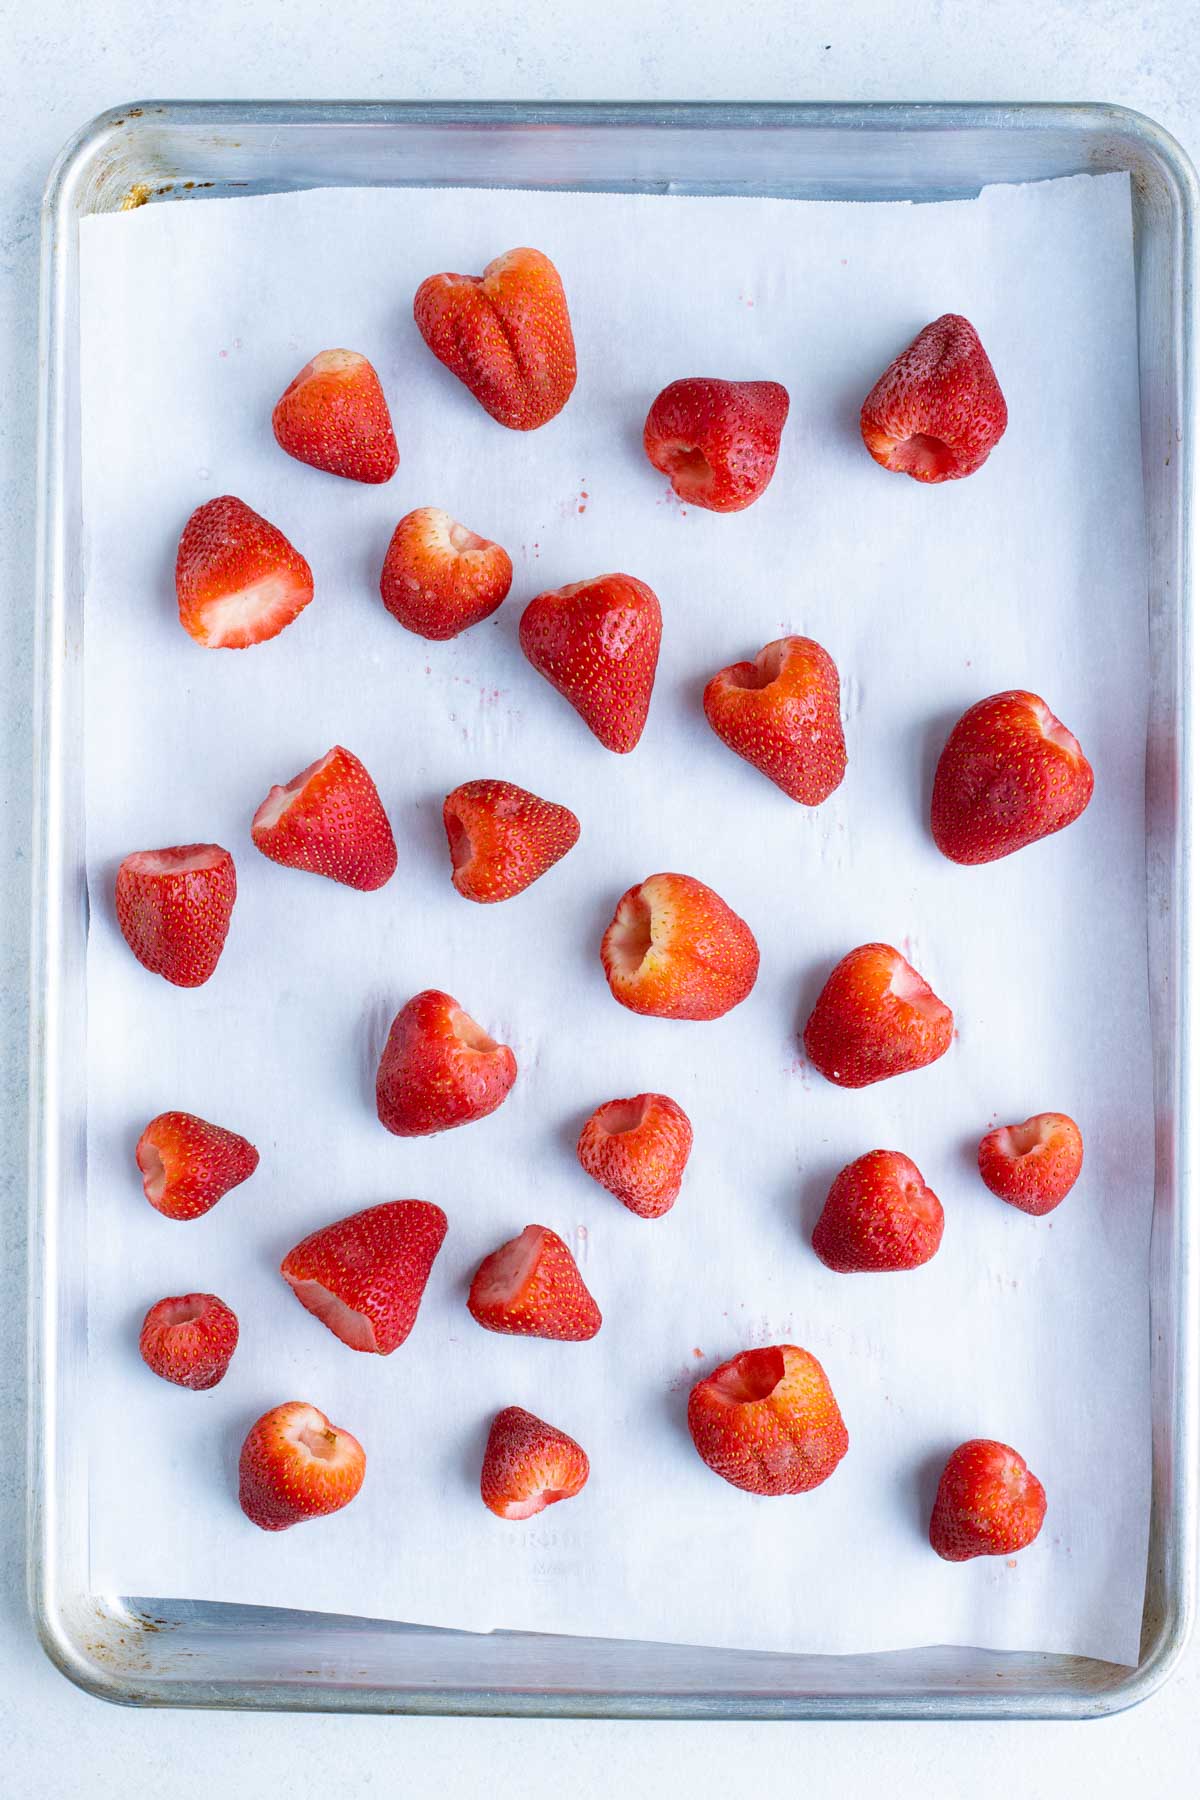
xmin=79 ymin=173 xmax=1151 ymax=1663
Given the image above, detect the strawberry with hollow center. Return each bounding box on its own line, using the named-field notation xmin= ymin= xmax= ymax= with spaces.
xmin=281 ymin=1199 xmax=448 ymax=1354
xmin=251 ymin=745 xmax=397 ymax=891
xmin=115 ymin=844 xmax=237 ymax=987
xmin=929 ymin=1439 xmax=1047 ymax=1562
xmin=576 ymin=1092 xmax=693 ymax=1219
xmin=519 ymin=574 xmax=662 ymax=753
xmin=139 ymin=1292 xmax=239 ymax=1390
xmin=135 ymin=1110 xmax=259 ymax=1221
xmin=803 ymin=942 xmax=953 ymax=1089
xmin=238 ymin=1401 xmax=366 ymax=1532
xmin=978 ymin=1112 xmax=1083 ymax=1216
xmin=272 ymin=348 xmax=398 ymax=484
xmin=703 ymin=635 xmax=847 ymax=804
xmin=601 ymin=872 xmax=759 ymax=1021
xmin=375 ymin=989 xmax=517 ymax=1136
xmin=687 ymin=1345 xmax=849 ymax=1496
xmin=480 ymin=1406 xmax=590 ymax=1520
xmin=413 ymin=246 xmax=576 ymax=431
xmin=175 ymin=495 xmax=314 ymax=649
xmin=380 ymin=507 xmax=513 ymax=640
xmin=468 ymin=1224 xmax=601 ymax=1341
xmin=812 ymin=1150 xmax=944 ymax=1272
xmin=860 ymin=314 xmax=1007 ymax=482
xmin=443 ymin=778 xmax=580 ymax=903
xmin=931 ymin=690 xmax=1094 ymax=865
xmin=642 ymin=377 xmax=790 ymax=511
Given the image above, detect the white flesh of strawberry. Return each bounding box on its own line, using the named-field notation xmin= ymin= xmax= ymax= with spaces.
xmin=198 ymin=572 xmax=305 ymax=648
xmin=475 ymin=1225 xmax=543 ymax=1306
xmin=252 ymin=749 xmax=336 ymax=834
xmin=283 ymin=1276 xmax=379 ymax=1353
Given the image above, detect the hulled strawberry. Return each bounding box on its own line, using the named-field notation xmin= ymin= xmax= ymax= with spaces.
xmin=811 ymin=1150 xmax=944 ymax=1272
xmin=978 ymin=1112 xmax=1084 ymax=1216
xmin=238 ymin=1401 xmax=366 ymax=1532
xmin=468 ymin=1224 xmax=601 ymax=1341
xmin=576 ymin=1092 xmax=693 ymax=1219
xmin=281 ymin=1199 xmax=448 ymax=1354
xmin=931 ymin=691 xmax=1094 ymax=864
xmin=687 ymin=1345 xmax=848 ymax=1496
xmin=929 ymin=1439 xmax=1047 ymax=1562
xmin=703 ymin=635 xmax=846 ymax=804
xmin=519 ymin=574 xmax=661 ymax=753
xmin=414 ymin=247 xmax=575 ymax=430
xmin=139 ymin=1292 xmax=239 ymax=1390
xmin=601 ymin=873 xmax=759 ymax=1021
xmin=375 ymin=989 xmax=517 ymax=1136
xmin=251 ymin=745 xmax=397 ymax=891
xmin=176 ymin=496 xmax=313 ymax=649
xmin=272 ymin=349 xmax=398 ymax=484
xmin=379 ymin=507 xmax=513 ymax=640
xmin=803 ymin=943 xmax=953 ymax=1088
xmin=480 ymin=1406 xmax=590 ymax=1520
xmin=115 ymin=844 xmax=237 ymax=987
xmin=443 ymin=779 xmax=580 ymax=903
xmin=860 ymin=314 xmax=1007 ymax=482
xmin=136 ymin=1110 xmax=259 ymax=1221
xmin=642 ymin=376 xmax=790 ymax=511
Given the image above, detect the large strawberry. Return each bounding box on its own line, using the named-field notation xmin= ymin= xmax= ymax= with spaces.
xmin=643 ymin=376 xmax=789 ymax=511
xmin=480 ymin=1407 xmax=590 ymax=1520
xmin=931 ymin=690 xmax=1094 ymax=864
xmin=281 ymin=1199 xmax=448 ymax=1354
xmin=139 ymin=1292 xmax=239 ymax=1390
xmin=977 ymin=1112 xmax=1083 ymax=1216
xmin=687 ymin=1345 xmax=849 ymax=1496
xmin=811 ymin=1150 xmax=944 ymax=1272
xmin=413 ymin=246 xmax=576 ymax=430
xmin=929 ymin=1439 xmax=1047 ymax=1562
xmin=380 ymin=507 xmax=512 ymax=640
xmin=803 ymin=943 xmax=953 ymax=1089
xmin=136 ymin=1110 xmax=259 ymax=1220
xmin=519 ymin=574 xmax=661 ymax=753
xmin=860 ymin=314 xmax=1007 ymax=482
xmin=375 ymin=989 xmax=517 ymax=1136
xmin=576 ymin=1092 xmax=693 ymax=1219
xmin=601 ymin=873 xmax=759 ymax=1021
xmin=238 ymin=1401 xmax=366 ymax=1532
xmin=251 ymin=745 xmax=397 ymax=891
xmin=468 ymin=1224 xmax=601 ymax=1341
xmin=176 ymin=496 xmax=314 ymax=649
xmin=703 ymin=635 xmax=846 ymax=804
xmin=115 ymin=844 xmax=237 ymax=987
xmin=272 ymin=349 xmax=398 ymax=484
xmin=443 ymin=778 xmax=580 ymax=903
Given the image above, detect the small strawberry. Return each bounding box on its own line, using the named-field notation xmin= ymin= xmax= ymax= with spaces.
xmin=176 ymin=496 xmax=314 ymax=649
xmin=468 ymin=1224 xmax=601 ymax=1341
xmin=272 ymin=349 xmax=398 ymax=484
xmin=238 ymin=1401 xmax=366 ymax=1532
xmin=931 ymin=691 xmax=1094 ymax=865
xmin=139 ymin=1292 xmax=238 ymax=1390
xmin=643 ymin=377 xmax=789 ymax=511
xmin=860 ymin=314 xmax=1007 ymax=482
xmin=413 ymin=246 xmax=576 ymax=430
xmin=281 ymin=1199 xmax=448 ymax=1354
xmin=136 ymin=1110 xmax=259 ymax=1221
xmin=251 ymin=745 xmax=397 ymax=892
xmin=576 ymin=1092 xmax=693 ymax=1219
xmin=929 ymin=1439 xmax=1047 ymax=1562
xmin=601 ymin=873 xmax=759 ymax=1021
xmin=703 ymin=636 xmax=846 ymax=804
xmin=803 ymin=943 xmax=953 ymax=1089
xmin=978 ymin=1112 xmax=1083 ymax=1216
xmin=687 ymin=1345 xmax=848 ymax=1496
xmin=480 ymin=1406 xmax=590 ymax=1520
xmin=812 ymin=1150 xmax=944 ymax=1272
xmin=519 ymin=574 xmax=661 ymax=753
xmin=376 ymin=989 xmax=517 ymax=1137
xmin=115 ymin=844 xmax=237 ymax=987
xmin=443 ymin=779 xmax=580 ymax=903
xmin=379 ymin=507 xmax=513 ymax=640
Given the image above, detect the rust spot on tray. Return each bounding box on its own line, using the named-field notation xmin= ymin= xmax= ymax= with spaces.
xmin=120 ymin=184 xmax=152 ymax=211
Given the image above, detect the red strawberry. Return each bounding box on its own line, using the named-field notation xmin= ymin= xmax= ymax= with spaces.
xmin=860 ymin=314 xmax=1007 ymax=482
xmin=803 ymin=943 xmax=953 ymax=1089
xmin=978 ymin=1112 xmax=1083 ymax=1216
xmin=238 ymin=1401 xmax=366 ymax=1532
xmin=601 ymin=873 xmax=759 ymax=1021
xmin=687 ymin=1345 xmax=849 ymax=1496
xmin=929 ymin=1439 xmax=1047 ymax=1562
xmin=576 ymin=1092 xmax=693 ymax=1219
xmin=519 ymin=574 xmax=661 ymax=753
xmin=281 ymin=1199 xmax=448 ymax=1354
xmin=480 ymin=1406 xmax=590 ymax=1520
xmin=139 ymin=1292 xmax=238 ymax=1390
xmin=443 ymin=779 xmax=580 ymax=903
xmin=812 ymin=1150 xmax=944 ymax=1272
xmin=136 ymin=1110 xmax=259 ymax=1221
xmin=379 ymin=507 xmax=513 ymax=640
xmin=468 ymin=1224 xmax=601 ymax=1341
xmin=413 ymin=246 xmax=576 ymax=431
xmin=703 ymin=636 xmax=846 ymax=804
xmin=376 ymin=989 xmax=517 ymax=1137
xmin=272 ymin=349 xmax=398 ymax=484
xmin=931 ymin=691 xmax=1094 ymax=865
xmin=176 ymin=496 xmax=314 ymax=649
xmin=251 ymin=745 xmax=397 ymax=892
xmin=643 ymin=377 xmax=789 ymax=511
xmin=115 ymin=844 xmax=237 ymax=987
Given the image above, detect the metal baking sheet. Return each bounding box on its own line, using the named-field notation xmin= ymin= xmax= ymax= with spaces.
xmin=29 ymin=100 xmax=1199 ymax=1718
